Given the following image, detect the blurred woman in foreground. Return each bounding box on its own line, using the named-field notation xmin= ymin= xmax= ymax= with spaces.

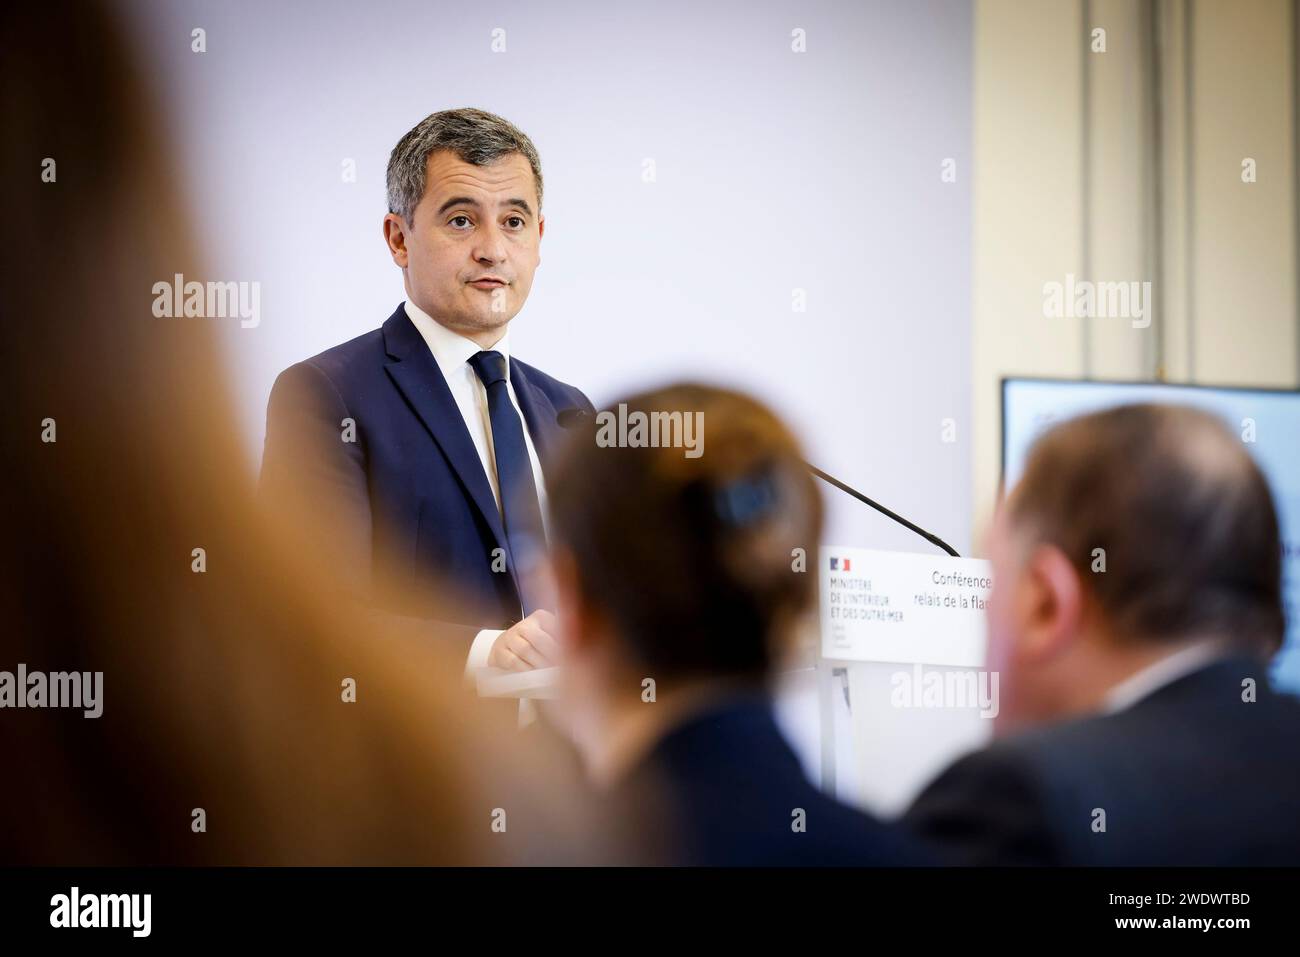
xmin=0 ymin=1 xmax=588 ymax=864
xmin=549 ymin=385 xmax=928 ymax=865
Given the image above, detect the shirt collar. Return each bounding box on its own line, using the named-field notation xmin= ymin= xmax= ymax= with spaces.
xmin=403 ymin=298 xmax=510 ymax=381
xmin=1101 ymin=638 xmax=1228 ymax=715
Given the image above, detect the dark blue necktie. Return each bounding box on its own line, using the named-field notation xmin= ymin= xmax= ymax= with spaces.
xmin=468 ymin=350 xmax=549 ymax=615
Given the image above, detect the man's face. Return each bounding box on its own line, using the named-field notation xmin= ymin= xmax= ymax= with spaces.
xmin=983 ymin=499 xmax=1086 ymax=734
xmin=385 ymin=150 xmax=543 ymax=346
xmin=985 ymin=509 xmax=1027 ymax=686
xmin=984 ymin=506 xmax=1042 ymax=734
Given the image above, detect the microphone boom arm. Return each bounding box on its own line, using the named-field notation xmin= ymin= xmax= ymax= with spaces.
xmin=804 ymin=462 xmax=960 ymax=558
xmin=556 ymin=408 xmax=960 ymax=557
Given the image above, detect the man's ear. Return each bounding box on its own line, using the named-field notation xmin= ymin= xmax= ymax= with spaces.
xmin=1019 ymin=544 xmax=1084 ymax=662
xmin=382 ymin=213 xmax=409 ymax=268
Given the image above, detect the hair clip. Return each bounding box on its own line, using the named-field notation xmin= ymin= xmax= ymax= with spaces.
xmin=713 ymin=468 xmax=781 ymax=529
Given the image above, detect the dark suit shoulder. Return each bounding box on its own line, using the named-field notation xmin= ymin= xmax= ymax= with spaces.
xmin=626 ymin=697 xmax=928 ymax=866
xmin=267 ymin=326 xmax=395 ymax=424
xmin=297 ymin=327 xmax=388 ymax=386
xmin=905 ymin=740 xmax=1058 ymax=865
xmin=994 ymin=656 xmax=1300 ymax=785
xmin=511 ymin=356 xmax=594 ymax=412
xmin=907 ymin=658 xmax=1300 ymax=865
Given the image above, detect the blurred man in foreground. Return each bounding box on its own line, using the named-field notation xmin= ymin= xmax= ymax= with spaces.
xmin=906 ymin=404 xmax=1300 ymax=865
xmin=549 ymin=385 xmax=927 ymax=865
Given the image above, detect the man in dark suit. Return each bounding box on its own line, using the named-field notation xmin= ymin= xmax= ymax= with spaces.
xmin=905 ymin=404 xmax=1300 ymax=865
xmin=262 ymin=109 xmax=593 ymax=669
xmin=547 ymin=384 xmax=927 ymax=865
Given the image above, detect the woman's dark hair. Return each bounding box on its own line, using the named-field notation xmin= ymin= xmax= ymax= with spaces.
xmin=549 ymin=384 xmax=823 ymax=681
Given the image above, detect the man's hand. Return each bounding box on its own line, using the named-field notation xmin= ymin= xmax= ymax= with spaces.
xmin=488 ymin=609 xmax=560 ymax=671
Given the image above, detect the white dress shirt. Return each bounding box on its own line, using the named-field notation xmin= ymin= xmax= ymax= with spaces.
xmin=402 ymin=299 xmax=547 ymax=672
xmin=1101 ymin=638 xmax=1227 ymax=714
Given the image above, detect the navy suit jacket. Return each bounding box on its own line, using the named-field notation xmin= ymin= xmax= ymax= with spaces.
xmin=261 ymin=304 xmax=594 ymax=646
xmin=609 ymin=694 xmax=930 ymax=866
xmin=904 ymin=655 xmax=1300 ymax=865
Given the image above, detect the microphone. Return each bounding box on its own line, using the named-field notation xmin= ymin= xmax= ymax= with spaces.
xmin=554 ymin=408 xmax=959 ymax=557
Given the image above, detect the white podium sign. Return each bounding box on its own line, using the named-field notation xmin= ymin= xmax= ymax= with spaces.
xmin=819 ymin=546 xmax=992 ymax=666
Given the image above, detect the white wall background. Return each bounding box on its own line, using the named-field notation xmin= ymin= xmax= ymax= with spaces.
xmin=123 ymin=0 xmax=973 ymax=556
xmin=121 ymin=0 xmax=974 ymax=810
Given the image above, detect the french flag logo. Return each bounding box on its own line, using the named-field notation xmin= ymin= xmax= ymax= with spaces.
xmin=829 ymin=557 xmax=851 ymax=572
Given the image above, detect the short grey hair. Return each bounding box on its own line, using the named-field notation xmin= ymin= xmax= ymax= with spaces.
xmin=385 ymin=107 xmax=544 ymax=226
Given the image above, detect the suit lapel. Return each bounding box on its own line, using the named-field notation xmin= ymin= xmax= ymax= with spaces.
xmin=510 ymin=359 xmax=561 ymax=477
xmin=381 ymin=306 xmax=511 ymax=562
